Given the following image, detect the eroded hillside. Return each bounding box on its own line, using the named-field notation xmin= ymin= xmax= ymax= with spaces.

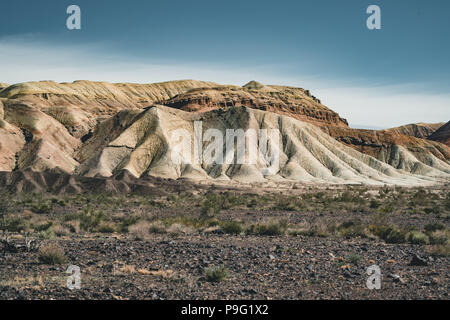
xmin=0 ymin=80 xmax=449 ymax=186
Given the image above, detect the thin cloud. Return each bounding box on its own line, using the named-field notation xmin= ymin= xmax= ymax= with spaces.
xmin=0 ymin=37 xmax=448 ymax=129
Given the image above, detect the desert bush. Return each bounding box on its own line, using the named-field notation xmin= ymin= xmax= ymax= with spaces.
xmin=337 ymin=191 xmax=363 ymax=203
xmin=129 ymin=221 xmax=152 ymax=240
xmin=423 ymin=205 xmax=440 ymax=214
xmin=38 ymin=244 xmax=66 ymax=265
xmin=0 ymin=190 xmax=12 ymax=227
xmin=246 ymin=219 xmax=288 ymax=236
xmin=31 ymin=200 xmax=53 ymax=214
xmin=34 ymin=222 xmax=53 ymax=232
xmin=118 ymin=215 xmax=140 ymax=233
xmin=201 ymin=193 xmax=223 ymax=217
xmin=204 ymin=265 xmax=229 ymax=283
xmin=428 ymin=230 xmax=449 ymax=245
xmin=345 ymin=254 xmax=363 ymax=265
xmin=369 ymin=223 xmax=407 ymax=244
xmin=98 ymin=222 xmax=116 ymax=233
xmin=369 ymin=199 xmax=381 ymax=209
xmin=1 ymin=217 xmax=28 ymax=233
xmin=219 ymin=221 xmax=244 ymax=235
xmin=167 ymin=223 xmax=193 ymax=235
xmin=427 ymin=244 xmax=450 ymax=257
xmin=272 ymin=196 xmax=303 ymax=211
xmin=78 ymin=207 xmax=105 ymax=232
xmin=407 ymin=231 xmax=429 ymax=245
xmin=424 ymin=223 xmax=446 ymax=233
xmin=335 ymin=220 xmax=368 ymax=238
xmin=148 ymin=221 xmax=167 ymax=234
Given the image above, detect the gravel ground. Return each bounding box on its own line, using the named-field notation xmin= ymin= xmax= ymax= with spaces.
xmin=1 ymin=234 xmax=448 ymax=300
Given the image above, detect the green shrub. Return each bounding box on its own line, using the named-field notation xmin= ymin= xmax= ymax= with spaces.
xmin=37 ymin=228 xmax=55 ymax=240
xmin=98 ymin=223 xmax=116 ymax=233
xmin=428 ymin=230 xmax=449 ymax=245
xmin=31 ymin=200 xmax=53 ymax=214
xmin=336 ymin=220 xmax=368 ymax=238
xmin=424 ymin=223 xmax=445 ymax=233
xmin=345 ymin=254 xmax=363 ymax=265
xmin=1 ymin=217 xmax=27 ymax=232
xmin=79 ymin=208 xmax=105 ymax=232
xmin=246 ymin=220 xmax=288 ymax=236
xmin=369 ymin=224 xmax=407 ymax=243
xmin=201 ymin=193 xmax=223 ymax=217
xmin=220 ymin=221 xmax=244 ymax=235
xmin=369 ymin=200 xmax=381 ymax=209
xmin=34 ymin=222 xmax=53 ymax=232
xmin=119 ymin=215 xmax=141 ymax=233
xmin=407 ymin=231 xmax=429 ymax=245
xmin=204 ymin=265 xmax=229 ymax=283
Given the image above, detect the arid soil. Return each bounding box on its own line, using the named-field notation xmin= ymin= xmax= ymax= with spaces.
xmin=0 ymin=183 xmax=449 ymax=300
xmin=1 ymin=234 xmax=448 ymax=300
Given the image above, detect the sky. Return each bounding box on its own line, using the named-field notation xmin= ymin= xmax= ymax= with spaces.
xmin=0 ymin=0 xmax=449 ymax=128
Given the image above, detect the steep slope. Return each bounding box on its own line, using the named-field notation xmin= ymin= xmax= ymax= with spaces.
xmin=161 ymin=81 xmax=449 ymax=169
xmin=0 ymin=80 xmax=218 ymax=138
xmin=322 ymin=126 xmax=450 ymax=173
xmin=386 ymin=122 xmax=444 ymax=139
xmin=0 ymin=80 xmax=219 ymax=174
xmin=75 ymin=105 xmax=449 ymax=185
xmin=163 ymin=81 xmax=349 ymax=128
xmin=428 ymin=121 xmax=450 ymax=146
xmin=0 ymin=83 xmax=8 ymax=91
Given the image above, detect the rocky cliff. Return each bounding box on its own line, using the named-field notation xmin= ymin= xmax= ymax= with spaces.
xmin=163 ymin=81 xmax=349 ymax=128
xmin=386 ymin=122 xmax=444 ymax=139
xmin=428 ymin=121 xmax=450 ymax=146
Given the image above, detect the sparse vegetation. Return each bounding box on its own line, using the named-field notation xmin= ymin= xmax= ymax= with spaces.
xmin=204 ymin=265 xmax=229 ymax=283
xmin=246 ymin=219 xmax=288 ymax=236
xmin=38 ymin=244 xmax=66 ymax=265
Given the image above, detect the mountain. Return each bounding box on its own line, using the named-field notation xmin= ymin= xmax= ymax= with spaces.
xmin=385 ymin=122 xmax=444 ymax=139
xmin=73 ymin=105 xmax=449 ymax=185
xmin=322 ymin=126 xmax=450 ymax=173
xmin=0 ymin=79 xmax=449 ymax=186
xmin=0 ymin=80 xmax=218 ymax=138
xmin=163 ymin=81 xmax=349 ymax=128
xmin=428 ymin=121 xmax=450 ymax=146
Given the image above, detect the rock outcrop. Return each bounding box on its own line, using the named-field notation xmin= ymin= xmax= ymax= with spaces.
xmin=386 ymin=122 xmax=444 ymax=139
xmin=322 ymin=126 xmax=450 ymax=174
xmin=0 ymin=80 xmax=218 ymax=138
xmin=428 ymin=121 xmax=450 ymax=146
xmin=163 ymin=81 xmax=349 ymax=128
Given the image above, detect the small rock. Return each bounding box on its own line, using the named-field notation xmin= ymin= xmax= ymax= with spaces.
xmin=269 ymin=254 xmax=276 ymax=260
xmin=408 ymin=254 xmax=428 ymax=266
xmin=388 ymin=274 xmax=404 ymax=283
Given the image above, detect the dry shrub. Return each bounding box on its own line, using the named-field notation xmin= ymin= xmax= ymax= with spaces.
xmin=129 ymin=221 xmax=152 ymax=240
xmin=38 ymin=243 xmax=66 ymax=265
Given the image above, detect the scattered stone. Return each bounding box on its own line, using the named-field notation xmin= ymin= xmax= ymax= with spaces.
xmin=408 ymin=254 xmax=428 ymax=266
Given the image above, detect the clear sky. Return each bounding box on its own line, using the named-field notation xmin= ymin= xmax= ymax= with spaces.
xmin=0 ymin=0 xmax=449 ymax=128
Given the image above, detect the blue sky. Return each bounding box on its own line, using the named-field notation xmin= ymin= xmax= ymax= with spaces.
xmin=0 ymin=0 xmax=449 ymax=128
